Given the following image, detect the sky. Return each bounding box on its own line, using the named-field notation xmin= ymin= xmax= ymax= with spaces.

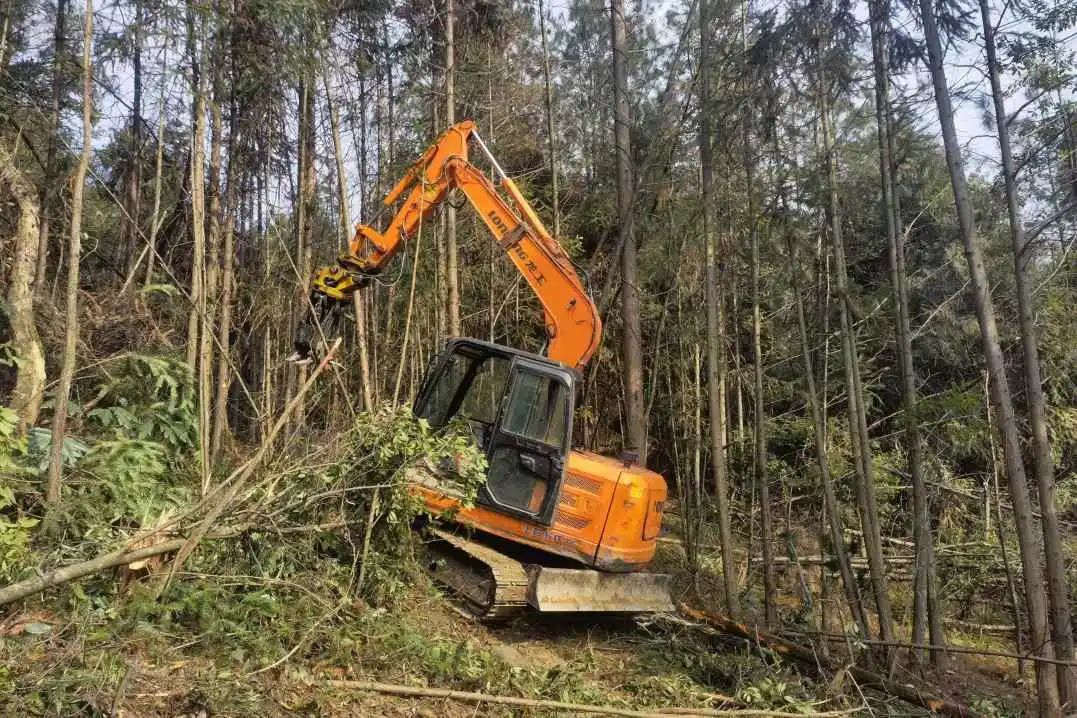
xmin=9 ymin=0 xmax=1076 ymax=222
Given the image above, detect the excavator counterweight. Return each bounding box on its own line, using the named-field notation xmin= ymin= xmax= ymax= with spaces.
xmin=298 ymin=123 xmax=671 ymax=618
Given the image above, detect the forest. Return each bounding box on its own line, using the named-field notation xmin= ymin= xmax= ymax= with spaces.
xmin=0 ymin=0 xmax=1075 ymax=713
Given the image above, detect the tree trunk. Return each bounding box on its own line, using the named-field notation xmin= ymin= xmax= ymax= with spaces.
xmin=393 ymin=220 xmax=425 ymax=407
xmin=434 ymin=95 xmax=448 ymax=342
xmin=697 ymin=0 xmax=738 ymax=617
xmin=789 ymin=238 xmax=871 ymax=640
xmin=979 ymin=0 xmax=1075 ymax=702
xmin=917 ymin=0 xmax=1059 ymax=711
xmin=34 ymin=0 xmax=68 ymax=293
xmin=444 ymin=0 xmax=459 ymax=337
xmin=986 ymin=369 xmax=1028 ymax=680
xmin=200 ymin=66 xmax=223 ymax=468
xmin=121 ymin=0 xmax=143 ymax=282
xmin=538 ymin=0 xmax=560 ymax=239
xmin=745 ymin=126 xmax=774 ymax=626
xmin=867 ymin=0 xmax=945 ymax=667
xmin=44 ymin=0 xmax=93 ymax=506
xmin=211 ymin=100 xmax=240 ymax=461
xmin=611 ymin=0 xmax=645 ymax=465
xmin=0 ymin=140 xmax=45 ymax=434
xmin=817 ymin=85 xmax=895 ymax=653
xmin=740 ymin=8 xmax=773 ymax=620
xmin=292 ymin=79 xmax=316 ymax=427
xmin=325 ymin=80 xmax=350 ymax=254
xmin=0 ymin=3 xmax=10 ymax=72
xmin=325 ymin=73 xmax=374 ymax=413
xmin=142 ymin=86 xmax=167 ymax=289
xmin=185 ymin=1 xmax=209 ymax=491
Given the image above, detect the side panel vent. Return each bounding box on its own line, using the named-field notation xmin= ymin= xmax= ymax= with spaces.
xmin=565 ymin=473 xmax=602 ymax=494
xmin=556 ymin=512 xmax=590 ymax=530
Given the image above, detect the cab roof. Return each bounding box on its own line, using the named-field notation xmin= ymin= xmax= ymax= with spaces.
xmin=442 ymin=337 xmax=578 ymax=378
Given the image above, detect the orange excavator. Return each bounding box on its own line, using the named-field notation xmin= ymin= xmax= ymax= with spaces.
xmin=297 ymin=121 xmax=671 ymax=619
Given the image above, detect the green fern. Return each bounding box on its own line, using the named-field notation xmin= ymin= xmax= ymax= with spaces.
xmin=75 ymin=438 xmax=189 ymax=525
xmin=86 ymin=354 xmax=197 ymax=457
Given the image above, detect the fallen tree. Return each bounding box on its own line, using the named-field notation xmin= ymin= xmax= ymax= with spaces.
xmin=0 ymin=531 xmax=235 ymax=607
xmin=678 ymin=606 xmax=984 ymax=718
xmin=323 ymin=679 xmax=863 ymax=718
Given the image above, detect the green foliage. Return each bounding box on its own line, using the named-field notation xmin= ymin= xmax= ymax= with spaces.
xmin=1049 ymin=406 xmax=1077 ymax=494
xmin=0 ymin=408 xmax=38 ymax=582
xmin=322 ymin=607 xmax=612 ymax=705
xmin=322 ymin=404 xmax=488 ymax=605
xmin=74 ymin=438 xmax=188 ymax=525
xmin=738 ymin=677 xmax=817 ymax=713
xmin=25 ymin=427 xmax=90 ymax=475
xmin=0 ymin=356 xmax=196 ymax=574
xmin=125 ymin=580 xmax=292 ymax=659
xmin=137 ymin=283 xmax=180 ymax=299
xmin=0 ymin=341 xmax=23 ymax=370
xmin=0 ymin=406 xmax=30 ymax=477
xmin=244 ymin=404 xmax=490 ymax=607
xmin=968 ymin=695 xmax=1023 ymax=718
xmin=0 ymin=485 xmax=37 ymax=584
xmin=83 ymin=354 xmax=197 ymax=457
xmin=916 ymin=387 xmax=988 ymax=462
xmin=635 ymin=625 xmax=819 ymax=712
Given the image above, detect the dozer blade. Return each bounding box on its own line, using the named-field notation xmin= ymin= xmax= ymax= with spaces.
xmin=525 ymin=566 xmax=674 ymax=614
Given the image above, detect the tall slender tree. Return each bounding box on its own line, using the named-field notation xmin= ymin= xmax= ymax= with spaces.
xmin=34 ymin=0 xmax=68 ymax=293
xmin=185 ymin=0 xmax=209 ymax=490
xmin=741 ymin=0 xmax=774 ymax=625
xmin=868 ymin=0 xmax=945 ymax=665
xmin=538 ymin=0 xmax=561 ymax=239
xmin=917 ymin=0 xmax=1059 ymax=710
xmin=45 ymin=0 xmax=93 ymax=506
xmin=120 ymin=0 xmax=143 ymax=280
xmin=979 ymin=0 xmax=1075 ymax=701
xmin=444 ymin=0 xmax=460 ymax=337
xmin=788 ymin=229 xmax=871 ymax=641
xmin=698 ymin=0 xmax=739 ymax=617
xmin=817 ymin=70 xmax=895 ymax=655
xmin=610 ymin=0 xmax=646 ymax=463
xmin=1 ymin=140 xmax=45 ymax=434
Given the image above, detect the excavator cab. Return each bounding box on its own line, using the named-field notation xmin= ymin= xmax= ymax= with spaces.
xmin=415 ymin=338 xmax=574 ymax=527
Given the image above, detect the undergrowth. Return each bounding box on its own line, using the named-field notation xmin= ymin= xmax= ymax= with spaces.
xmin=3 ymin=394 xmax=851 ymax=716
xmin=5 ymin=572 xmax=821 ymax=717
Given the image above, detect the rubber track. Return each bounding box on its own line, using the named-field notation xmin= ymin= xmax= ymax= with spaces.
xmin=425 ymin=528 xmax=530 ymax=622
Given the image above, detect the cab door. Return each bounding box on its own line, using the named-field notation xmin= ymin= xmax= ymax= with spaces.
xmin=479 ymin=358 xmax=574 ymax=527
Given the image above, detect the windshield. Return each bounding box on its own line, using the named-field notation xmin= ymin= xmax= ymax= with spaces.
xmin=417 ymin=351 xmax=511 ymax=427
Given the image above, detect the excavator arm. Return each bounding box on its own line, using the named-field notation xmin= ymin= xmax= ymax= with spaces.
xmin=303 ymin=121 xmax=601 ymax=372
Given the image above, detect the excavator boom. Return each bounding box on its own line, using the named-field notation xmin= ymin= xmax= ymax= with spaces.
xmin=311 ymin=121 xmax=600 ymax=371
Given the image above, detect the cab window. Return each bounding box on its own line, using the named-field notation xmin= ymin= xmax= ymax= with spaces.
xmin=416 ymin=355 xmax=469 ymax=426
xmin=501 ymin=370 xmax=568 ymax=448
xmin=459 ymin=356 xmax=510 ymax=424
